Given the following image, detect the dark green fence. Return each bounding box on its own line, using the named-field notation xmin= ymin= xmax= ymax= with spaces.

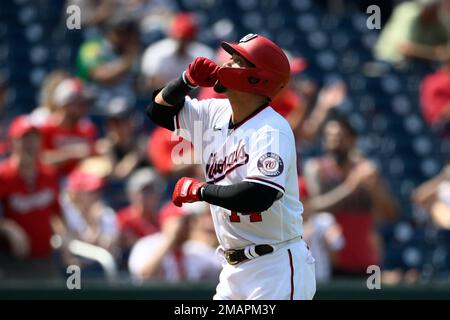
xmin=1 ymin=280 xmax=450 ymax=299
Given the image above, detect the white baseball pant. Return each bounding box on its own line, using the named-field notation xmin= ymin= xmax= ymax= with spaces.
xmin=214 ymin=239 xmax=316 ymax=300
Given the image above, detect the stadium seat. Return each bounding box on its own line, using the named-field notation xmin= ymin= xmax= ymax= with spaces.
xmin=316 ymin=50 xmax=337 ymax=71
xmin=402 ymin=246 xmax=423 ymax=268
xmin=420 ymin=158 xmax=440 ymax=178
xmin=242 ymin=12 xmax=264 ymax=30
xmin=17 ymin=5 xmax=37 ymax=25
xmin=380 ymin=74 xmax=402 ymax=94
xmin=391 ymin=94 xmax=412 ymax=116
xmin=296 ymin=13 xmax=319 ymax=33
xmin=404 ymin=115 xmax=424 ymax=135
xmin=236 ymin=0 xmax=259 ymax=11
xmin=24 ymin=23 xmax=43 ymax=43
xmin=290 ymin=0 xmax=312 ymax=12
xmin=29 ymin=67 xmax=47 ymax=87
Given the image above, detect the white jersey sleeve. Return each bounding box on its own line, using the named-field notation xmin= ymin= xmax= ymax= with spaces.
xmin=243 ymin=127 xmax=293 ymax=196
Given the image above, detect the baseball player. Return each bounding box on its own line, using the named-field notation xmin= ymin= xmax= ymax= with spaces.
xmin=146 ymin=33 xmax=316 ymax=300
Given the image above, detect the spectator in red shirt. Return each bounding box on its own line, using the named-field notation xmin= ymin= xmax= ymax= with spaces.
xmin=303 ymin=114 xmax=398 ymax=276
xmin=420 ymin=58 xmax=450 ymax=133
xmin=39 ymin=77 xmax=98 ymax=175
xmin=0 ymin=116 xmax=68 ymax=279
xmin=117 ymin=168 xmax=166 ymax=253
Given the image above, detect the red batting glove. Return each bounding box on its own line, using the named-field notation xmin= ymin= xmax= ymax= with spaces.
xmin=172 ymin=177 xmax=204 ymax=207
xmin=184 ymin=57 xmax=220 ymax=87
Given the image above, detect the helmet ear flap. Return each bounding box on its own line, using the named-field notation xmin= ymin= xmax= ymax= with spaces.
xmin=248 ymin=76 xmax=260 ymax=85
xmin=217 ymin=66 xmax=284 ymax=99
xmin=247 ymin=67 xmax=272 ymax=86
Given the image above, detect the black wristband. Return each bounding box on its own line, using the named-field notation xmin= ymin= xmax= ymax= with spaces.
xmin=161 ymin=75 xmax=195 ymax=106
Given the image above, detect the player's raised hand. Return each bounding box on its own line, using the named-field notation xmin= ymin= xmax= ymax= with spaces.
xmin=184 ymin=57 xmax=220 ymax=87
xmin=172 ymin=177 xmax=204 ymax=207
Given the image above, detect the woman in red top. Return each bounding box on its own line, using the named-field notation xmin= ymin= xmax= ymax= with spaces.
xmin=303 ymin=115 xmax=398 ymax=276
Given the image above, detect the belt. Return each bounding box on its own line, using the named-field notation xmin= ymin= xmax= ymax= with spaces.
xmin=223 ymin=236 xmax=303 ymax=265
xmin=224 ymin=245 xmax=274 ymax=265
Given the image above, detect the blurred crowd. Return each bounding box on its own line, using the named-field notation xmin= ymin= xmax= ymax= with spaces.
xmin=1 ymin=0 xmax=450 ymax=286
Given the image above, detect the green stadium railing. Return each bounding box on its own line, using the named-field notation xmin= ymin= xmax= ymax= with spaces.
xmin=1 ymin=279 xmax=450 ymax=299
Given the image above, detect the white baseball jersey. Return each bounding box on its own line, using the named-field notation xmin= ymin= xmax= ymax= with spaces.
xmin=174 ymin=97 xmax=304 ymax=250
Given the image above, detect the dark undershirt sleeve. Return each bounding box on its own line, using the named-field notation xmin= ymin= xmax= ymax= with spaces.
xmin=201 ymin=181 xmax=280 ymax=213
xmin=145 ymin=89 xmax=183 ymax=131
xmin=145 ymin=75 xmax=194 ymax=131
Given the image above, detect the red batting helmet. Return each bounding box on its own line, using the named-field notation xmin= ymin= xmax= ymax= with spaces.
xmin=217 ymin=34 xmax=291 ymax=100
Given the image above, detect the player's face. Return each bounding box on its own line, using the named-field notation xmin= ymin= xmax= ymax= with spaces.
xmin=216 ymin=53 xmax=259 ymax=97
xmin=215 ymin=52 xmax=253 ymax=94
